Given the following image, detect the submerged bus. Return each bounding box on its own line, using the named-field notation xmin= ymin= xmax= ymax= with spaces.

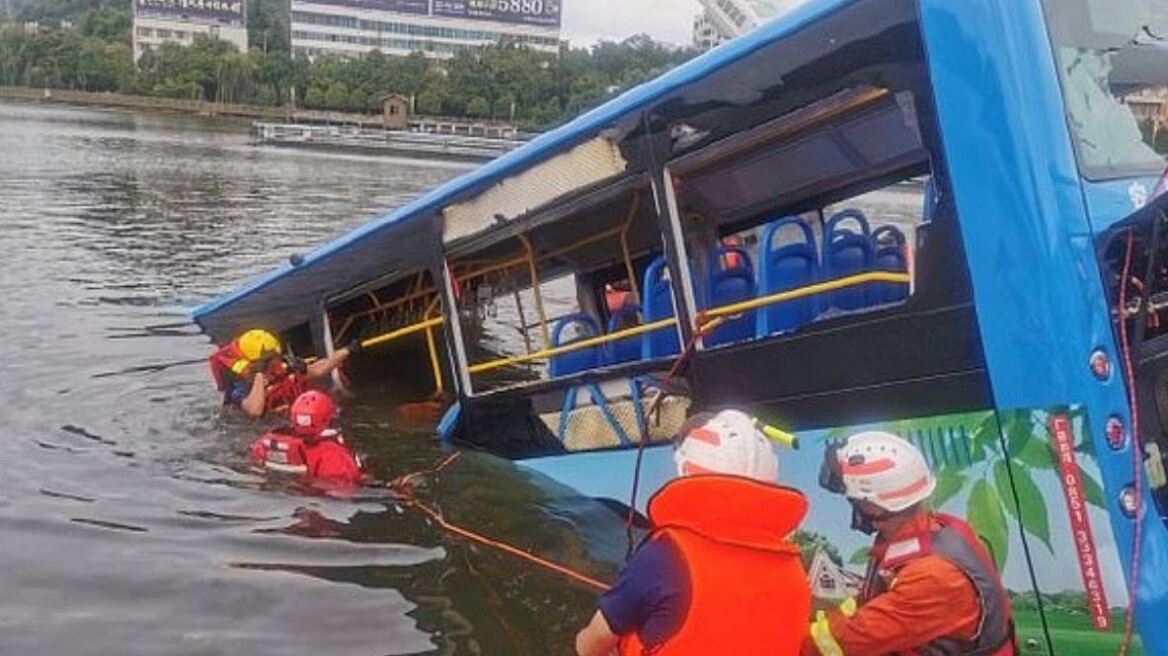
xmin=193 ymin=0 xmax=1168 ymax=652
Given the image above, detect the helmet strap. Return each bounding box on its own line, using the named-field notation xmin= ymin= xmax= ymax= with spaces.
xmin=849 ymin=499 xmax=918 ymax=536
xmin=850 ymin=501 xmax=880 ymax=535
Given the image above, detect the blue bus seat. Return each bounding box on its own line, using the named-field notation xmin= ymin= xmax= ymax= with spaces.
xmin=872 ymin=225 xmax=910 ymax=304
xmin=605 ymin=304 xmax=643 ymax=365
xmin=823 ymin=209 xmax=874 ymax=310
xmin=705 ymin=245 xmax=756 ymax=347
xmin=549 ymin=312 xmax=602 ymax=377
xmin=641 ymin=255 xmax=682 ymax=359
xmin=758 ymin=217 xmax=820 ymax=336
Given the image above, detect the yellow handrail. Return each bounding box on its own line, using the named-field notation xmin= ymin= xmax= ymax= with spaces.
xmin=704 ymin=271 xmax=911 ymax=319
xmin=620 ymin=193 xmax=642 ymax=306
xmin=468 ymin=317 xmax=678 ymax=374
xmin=360 ymin=316 xmax=446 ymax=350
xmin=467 ymin=270 xmax=912 ymax=376
xmin=518 ymin=233 xmax=551 ymax=350
xmin=424 ymin=323 xmax=444 ymax=396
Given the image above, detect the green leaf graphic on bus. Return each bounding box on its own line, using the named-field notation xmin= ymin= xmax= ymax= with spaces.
xmin=885 ymin=407 xmax=1104 ymax=570
xmin=968 ymin=479 xmax=1009 ymax=570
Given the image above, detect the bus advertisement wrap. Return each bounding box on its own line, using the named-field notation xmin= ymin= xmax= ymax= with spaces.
xmin=135 ymin=0 xmax=246 ymax=23
xmin=433 ymin=0 xmax=562 ymax=27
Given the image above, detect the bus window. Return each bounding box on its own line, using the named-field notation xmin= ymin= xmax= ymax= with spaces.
xmin=691 ymin=177 xmax=926 ymax=349
xmin=1041 ymin=0 xmax=1168 ymax=178
xmin=323 ymin=268 xmax=452 ymax=404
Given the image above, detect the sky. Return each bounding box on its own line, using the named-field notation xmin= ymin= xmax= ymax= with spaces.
xmin=561 ymin=0 xmax=704 ymax=47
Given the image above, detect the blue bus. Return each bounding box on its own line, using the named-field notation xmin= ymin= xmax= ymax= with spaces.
xmin=194 ymin=0 xmax=1168 ymax=652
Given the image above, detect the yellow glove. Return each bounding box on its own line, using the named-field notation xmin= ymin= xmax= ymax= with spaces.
xmin=809 ymin=610 xmax=845 ymax=656
xmin=838 ymin=597 xmax=858 ymax=618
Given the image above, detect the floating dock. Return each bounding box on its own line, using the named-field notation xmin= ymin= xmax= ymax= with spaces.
xmin=252 ymin=121 xmax=527 ymax=163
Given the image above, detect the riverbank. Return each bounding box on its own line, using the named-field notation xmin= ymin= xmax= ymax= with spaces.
xmin=0 ymin=85 xmax=391 ymax=127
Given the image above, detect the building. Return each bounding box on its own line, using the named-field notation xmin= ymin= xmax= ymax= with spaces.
xmin=290 ymin=0 xmax=562 ymax=60
xmin=133 ymin=0 xmax=248 ymax=61
xmin=382 ymin=93 xmax=410 ymax=129
xmin=692 ymin=11 xmax=724 ymax=51
xmin=693 ymin=0 xmax=806 ymax=49
xmin=806 ymin=548 xmax=864 ymax=602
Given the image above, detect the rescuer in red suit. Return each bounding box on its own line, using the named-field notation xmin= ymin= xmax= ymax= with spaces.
xmin=249 ymin=390 xmax=364 ymax=487
xmin=209 ymin=329 xmax=360 ymax=419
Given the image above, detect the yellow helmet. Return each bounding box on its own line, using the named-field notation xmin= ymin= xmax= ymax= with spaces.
xmin=237 ymin=329 xmax=281 ymax=361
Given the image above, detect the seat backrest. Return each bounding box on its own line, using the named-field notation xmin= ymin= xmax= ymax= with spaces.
xmin=705 ymin=245 xmax=757 ymax=347
xmin=824 ymin=209 xmax=874 ymax=310
xmin=871 ymin=225 xmax=909 ymax=304
xmin=605 ymin=304 xmax=643 ymax=365
xmin=642 ymin=255 xmax=682 ymax=359
xmin=550 ymin=312 xmax=602 ymax=377
xmin=758 ymin=217 xmax=820 ymax=336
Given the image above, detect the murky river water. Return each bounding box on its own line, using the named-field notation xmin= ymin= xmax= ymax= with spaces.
xmin=0 ymin=101 xmax=620 ymax=656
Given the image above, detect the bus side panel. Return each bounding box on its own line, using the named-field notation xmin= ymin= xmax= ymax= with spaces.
xmin=920 ymin=0 xmax=1168 ymax=650
xmin=513 ymin=403 xmax=1129 ymax=654
xmin=995 ymin=406 xmax=1140 ymax=655
xmin=779 ymin=408 xmax=1133 ymax=654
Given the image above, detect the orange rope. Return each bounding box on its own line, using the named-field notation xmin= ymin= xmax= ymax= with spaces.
xmin=395 ymin=451 xmax=461 ymax=489
xmin=1117 ymin=228 xmax=1145 ymax=656
xmin=393 ymin=451 xmax=611 ymax=593
xmin=410 ymin=499 xmax=609 ymax=592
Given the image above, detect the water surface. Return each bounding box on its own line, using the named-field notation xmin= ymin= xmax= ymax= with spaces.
xmin=0 ymin=101 xmax=617 ymax=656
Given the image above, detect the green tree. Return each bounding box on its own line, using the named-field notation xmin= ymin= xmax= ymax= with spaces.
xmin=465 ymin=95 xmax=490 ymax=118
xmin=248 ymin=0 xmax=290 ymax=53
xmin=791 ymin=530 xmax=844 ymax=567
xmin=416 ymin=90 xmax=443 ymax=115
xmin=0 ymin=11 xmax=699 ymax=127
xmin=304 ymin=84 xmax=326 ymax=108
xmin=324 ymin=81 xmax=349 ymax=109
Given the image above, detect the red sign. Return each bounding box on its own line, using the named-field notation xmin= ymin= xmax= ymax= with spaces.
xmin=1049 ymin=414 xmax=1112 ymax=631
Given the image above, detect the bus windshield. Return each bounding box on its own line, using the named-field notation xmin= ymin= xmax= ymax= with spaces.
xmin=1042 ymin=0 xmax=1168 ymax=179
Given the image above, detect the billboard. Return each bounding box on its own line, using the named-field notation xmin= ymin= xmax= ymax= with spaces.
xmin=135 ymin=0 xmax=246 ymax=24
xmin=433 ymin=0 xmax=562 ymax=28
xmin=293 ymin=0 xmax=429 ymax=14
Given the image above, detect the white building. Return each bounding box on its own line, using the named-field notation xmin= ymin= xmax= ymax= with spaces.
xmin=290 ymin=0 xmax=562 ymax=60
xmin=692 ymin=11 xmax=724 ymax=51
xmin=133 ymin=0 xmax=249 ymax=61
xmin=806 ymin=548 xmax=864 ymax=601
xmin=693 ymin=0 xmax=807 ymax=49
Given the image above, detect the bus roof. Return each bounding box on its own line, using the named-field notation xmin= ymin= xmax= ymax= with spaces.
xmin=191 ymin=0 xmax=863 ymax=342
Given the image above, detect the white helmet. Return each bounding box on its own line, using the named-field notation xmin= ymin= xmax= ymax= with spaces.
xmin=835 ymin=431 xmax=935 ymax=512
xmin=674 ymin=409 xmax=780 ymax=482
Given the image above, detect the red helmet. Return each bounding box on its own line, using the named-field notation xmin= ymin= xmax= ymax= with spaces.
xmin=289 ymin=391 xmax=336 ymax=437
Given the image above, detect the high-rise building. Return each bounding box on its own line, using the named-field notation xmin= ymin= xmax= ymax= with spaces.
xmin=692 ymin=0 xmax=805 ymax=49
xmin=692 ymin=11 xmax=724 ymax=51
xmin=132 ymin=0 xmax=249 ymax=61
xmin=290 ymin=0 xmax=562 ymax=60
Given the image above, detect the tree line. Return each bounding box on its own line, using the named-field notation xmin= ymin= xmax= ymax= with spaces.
xmin=0 ymin=0 xmax=697 ymax=129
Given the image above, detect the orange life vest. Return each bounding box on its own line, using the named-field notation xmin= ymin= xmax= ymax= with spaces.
xmin=208 ymin=339 xmax=307 ymax=413
xmin=619 ymin=475 xmax=812 ymax=656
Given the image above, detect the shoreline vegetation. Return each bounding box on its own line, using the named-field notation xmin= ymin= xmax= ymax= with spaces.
xmin=0 ymin=84 xmax=412 ymax=127
xmin=0 ymin=0 xmax=698 ymax=132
